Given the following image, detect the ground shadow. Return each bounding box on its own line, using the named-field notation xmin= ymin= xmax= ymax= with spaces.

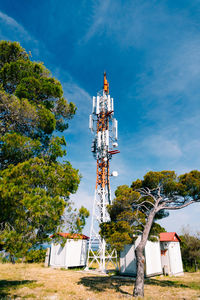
xmin=0 ymin=280 xmax=35 ymax=299
xmin=78 ymin=276 xmax=134 ymax=296
xmin=145 ymin=278 xmax=189 ymax=289
xmin=146 ymin=277 xmax=200 ymax=291
xmin=78 ymin=275 xmax=198 ymax=296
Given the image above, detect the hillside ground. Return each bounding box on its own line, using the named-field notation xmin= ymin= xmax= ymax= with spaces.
xmin=0 ymin=263 xmax=200 ymax=299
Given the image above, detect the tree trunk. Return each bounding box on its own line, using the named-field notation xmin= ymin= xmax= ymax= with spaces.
xmin=194 ymin=259 xmax=197 ymax=272
xmin=133 ymin=206 xmax=158 ymax=297
xmin=10 ymin=255 xmax=15 ymax=264
xmin=133 ymin=246 xmax=145 ymax=297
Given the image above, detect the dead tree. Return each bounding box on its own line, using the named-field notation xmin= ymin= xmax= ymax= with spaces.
xmin=133 ymin=181 xmax=200 ymax=298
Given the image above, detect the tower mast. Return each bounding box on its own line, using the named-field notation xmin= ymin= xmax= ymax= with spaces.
xmin=86 ymin=72 xmax=119 ymax=272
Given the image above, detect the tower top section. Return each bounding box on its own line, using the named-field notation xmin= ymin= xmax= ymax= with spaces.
xmin=103 ymin=72 xmax=109 ymax=94
xmin=89 ymin=72 xmax=119 ymax=161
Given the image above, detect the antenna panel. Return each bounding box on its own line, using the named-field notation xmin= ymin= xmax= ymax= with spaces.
xmin=107 ymin=95 xmax=111 ymax=112
xmin=89 ymin=114 xmax=93 ymax=130
xmin=92 ymin=96 xmax=96 ymax=114
xmin=96 ymin=96 xmax=100 ymax=114
xmin=111 ymin=98 xmax=114 ymax=112
xmin=112 ymin=118 xmax=116 ymax=133
xmin=102 ymin=131 xmax=105 ymax=144
xmin=97 ymin=131 xmax=101 ymax=148
xmin=115 ymin=119 xmax=118 ymax=140
xmin=113 ymin=118 xmax=118 ymax=140
xmin=106 ymin=130 xmax=109 ymax=146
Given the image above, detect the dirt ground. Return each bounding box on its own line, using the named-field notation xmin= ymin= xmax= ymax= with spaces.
xmin=0 ymin=263 xmax=200 ymax=299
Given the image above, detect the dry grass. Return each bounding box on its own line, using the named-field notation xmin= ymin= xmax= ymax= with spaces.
xmin=0 ymin=263 xmax=200 ymax=299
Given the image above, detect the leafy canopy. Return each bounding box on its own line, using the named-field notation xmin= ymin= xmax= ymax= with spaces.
xmin=0 ymin=41 xmax=89 ymax=258
xmin=101 ymin=170 xmax=200 ymax=252
xmin=100 ymin=183 xmax=166 ymax=252
xmin=0 ymin=41 xmax=76 ymax=169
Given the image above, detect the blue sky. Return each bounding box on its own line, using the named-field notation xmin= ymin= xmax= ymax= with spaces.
xmin=1 ymin=0 xmax=200 ymax=235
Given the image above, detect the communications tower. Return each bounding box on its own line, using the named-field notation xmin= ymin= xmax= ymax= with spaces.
xmin=86 ymin=73 xmax=119 ymax=272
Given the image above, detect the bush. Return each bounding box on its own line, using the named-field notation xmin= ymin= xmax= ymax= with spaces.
xmin=25 ymin=248 xmax=47 ymax=263
xmin=180 ymin=229 xmax=200 ymax=272
xmin=0 ymin=252 xmax=9 ymax=263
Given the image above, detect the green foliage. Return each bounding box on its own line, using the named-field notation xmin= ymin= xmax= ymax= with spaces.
xmin=0 ymin=41 xmax=87 ymax=259
xmin=0 ymin=41 xmax=28 ymax=69
xmin=75 ymin=206 xmax=90 ymax=234
xmin=0 ymin=90 xmax=38 ymax=136
xmin=0 ymin=252 xmax=9 ymax=263
xmin=179 ymin=170 xmax=200 ymax=199
xmin=37 ymin=106 xmax=56 ymax=134
xmin=0 ymin=40 xmax=76 ymax=142
xmin=136 ymin=170 xmax=178 ymax=196
xmin=25 ymin=248 xmax=46 ymax=263
xmin=61 ymin=205 xmax=90 ymax=235
xmin=101 ymin=170 xmax=200 ymax=254
xmin=180 ymin=228 xmax=200 ymax=272
xmin=100 ymin=183 xmax=166 ymax=251
xmin=45 ymin=136 xmax=66 ymax=162
xmin=0 ymin=157 xmax=80 ymax=257
xmin=0 ymin=133 xmax=41 ymax=169
xmin=105 ymin=171 xmax=200 ymax=298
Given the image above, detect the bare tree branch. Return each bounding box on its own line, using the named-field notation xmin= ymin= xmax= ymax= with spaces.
xmin=157 ymin=200 xmax=197 ymax=211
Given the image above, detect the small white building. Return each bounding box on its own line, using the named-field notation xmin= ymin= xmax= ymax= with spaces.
xmin=160 ymin=232 xmax=184 ymax=276
xmin=120 ymin=236 xmax=162 ymax=277
xmin=49 ymin=233 xmax=89 ymax=269
xmin=120 ymin=232 xmax=183 ymax=277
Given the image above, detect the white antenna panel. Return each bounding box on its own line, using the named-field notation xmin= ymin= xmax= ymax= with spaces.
xmin=115 ymin=119 xmax=118 ymax=140
xmin=111 ymin=98 xmax=114 ymax=112
xmin=89 ymin=114 xmax=93 ymax=130
xmin=97 ymin=131 xmax=101 ymax=148
xmin=113 ymin=118 xmax=116 ymax=133
xmin=107 ymin=95 xmax=111 ymax=112
xmin=96 ymin=96 xmax=100 ymax=114
xmin=92 ymin=96 xmax=96 ymax=114
xmin=102 ymin=131 xmax=105 ymax=144
xmin=106 ymin=130 xmax=109 ymax=146
xmin=113 ymin=118 xmax=118 ymax=140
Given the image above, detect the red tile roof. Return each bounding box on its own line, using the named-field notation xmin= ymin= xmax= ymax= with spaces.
xmin=159 ymin=232 xmax=181 ymax=242
xmin=51 ymin=232 xmax=89 ymax=240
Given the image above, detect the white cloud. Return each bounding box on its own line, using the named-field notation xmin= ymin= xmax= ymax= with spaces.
xmin=0 ymin=11 xmax=31 ymax=40
xmin=69 ymin=188 xmax=94 ymax=235
xmin=0 ymin=10 xmax=48 ymax=60
xmin=63 ymin=81 xmax=91 ymax=114
xmin=80 ymin=0 xmax=111 ymax=43
xmin=158 ymin=203 xmax=200 ymax=234
xmin=144 ymin=135 xmax=182 ymax=158
xmin=79 ymin=1 xmax=188 ymax=49
xmin=140 ymin=36 xmax=200 ymax=101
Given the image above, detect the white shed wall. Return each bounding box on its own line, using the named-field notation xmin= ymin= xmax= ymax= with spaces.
xmin=50 ymin=239 xmax=88 ymax=268
xmin=168 ymin=242 xmax=183 ymax=275
xmin=145 ymin=241 xmax=162 ymax=276
xmin=50 ymin=243 xmax=67 ymax=267
xmin=120 ymin=244 xmax=137 ymax=276
xmin=120 ymin=239 xmax=162 ymax=277
xmin=65 ymin=239 xmax=87 ymax=267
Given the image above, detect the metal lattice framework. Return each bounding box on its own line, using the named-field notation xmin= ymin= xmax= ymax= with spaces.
xmin=85 ymin=73 xmax=119 ymax=272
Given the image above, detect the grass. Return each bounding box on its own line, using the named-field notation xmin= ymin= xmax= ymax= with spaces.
xmin=0 ymin=263 xmax=200 ymax=299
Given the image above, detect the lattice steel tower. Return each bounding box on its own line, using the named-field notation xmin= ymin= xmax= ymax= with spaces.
xmin=86 ymin=73 xmax=119 ymax=272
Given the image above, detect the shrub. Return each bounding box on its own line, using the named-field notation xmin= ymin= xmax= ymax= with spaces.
xmin=25 ymin=248 xmax=47 ymax=263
